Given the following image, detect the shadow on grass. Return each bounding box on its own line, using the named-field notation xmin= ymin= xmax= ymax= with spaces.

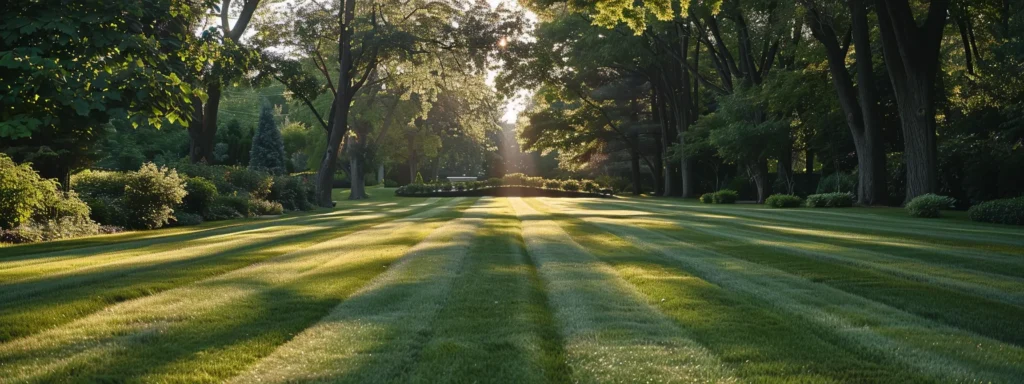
xmin=0 ymin=201 xmax=452 ymax=343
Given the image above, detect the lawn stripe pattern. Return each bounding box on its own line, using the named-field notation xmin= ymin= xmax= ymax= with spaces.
xmin=531 ymin=198 xmax=1024 ymax=382
xmin=508 ymin=197 xmax=735 ymax=383
xmin=0 ymin=197 xmax=472 ymax=383
xmin=229 ymin=197 xmax=491 ymax=383
xmin=0 ymin=197 xmax=443 ymax=343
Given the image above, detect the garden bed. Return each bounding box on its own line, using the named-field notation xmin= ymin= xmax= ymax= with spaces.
xmin=395 ymin=186 xmax=612 ymax=198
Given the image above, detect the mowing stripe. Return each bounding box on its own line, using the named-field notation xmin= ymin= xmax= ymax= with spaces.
xmin=630 ymin=198 xmax=1024 ymax=268
xmin=404 ymin=197 xmax=571 ymax=383
xmin=0 ymin=199 xmax=446 ymax=343
xmin=0 ymin=198 xmax=471 ymax=383
xmin=639 ymin=198 xmax=1024 ymax=248
xmin=578 ymin=199 xmax=1024 ymax=305
xmin=529 ymin=198 xmax=1024 ymax=382
xmin=508 ymin=197 xmax=735 ymax=383
xmin=229 ymin=198 xmax=491 ymax=383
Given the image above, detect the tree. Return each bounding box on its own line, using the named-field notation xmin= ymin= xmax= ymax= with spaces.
xmin=802 ymin=0 xmax=888 ymax=205
xmin=188 ymin=0 xmax=264 ymax=164
xmin=1 ymin=0 xmax=207 ymax=185
xmin=249 ymin=104 xmax=287 ymax=174
xmin=874 ymin=0 xmax=951 ymax=201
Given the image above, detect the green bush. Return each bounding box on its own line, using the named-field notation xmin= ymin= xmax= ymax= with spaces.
xmin=562 ymin=179 xmax=581 ymax=192
xmin=816 ymin=172 xmax=857 ymax=194
xmin=485 ymin=178 xmax=503 ymax=187
xmin=181 ymin=177 xmax=218 ymax=215
xmin=1 ymin=155 xmax=100 ymax=242
xmin=71 ymin=170 xmax=129 ymax=198
xmin=270 ymin=175 xmax=315 ymax=211
xmin=765 ymin=194 xmax=803 ymax=208
xmin=806 ymin=192 xmax=855 ymax=208
xmin=172 ymin=212 xmax=204 ymax=227
xmin=581 ymin=180 xmax=599 ymax=193
xmin=82 ymin=196 xmax=124 ymax=226
xmin=1 ymin=154 xmax=51 ymax=229
xmin=700 ymin=193 xmax=715 ymax=204
xmin=249 ymin=199 xmax=284 ymax=216
xmin=214 ymin=195 xmax=251 ymax=218
xmin=414 ymin=172 xmax=425 ymax=184
xmin=543 ymin=179 xmax=561 ymax=189
xmin=906 ymin=194 xmax=956 ymax=218
xmin=206 ymin=205 xmax=244 ymax=221
xmin=968 ymin=197 xmax=1024 ymax=225
xmin=384 ymin=179 xmax=399 ymax=188
xmin=249 ymin=103 xmax=288 ymax=175
xmin=226 ymin=168 xmax=273 ymax=199
xmin=123 ymin=163 xmax=187 ymax=230
xmin=712 ymin=189 xmax=738 ymax=204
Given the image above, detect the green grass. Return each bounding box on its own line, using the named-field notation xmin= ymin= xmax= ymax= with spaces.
xmin=1 ymin=191 xmax=1022 ymax=383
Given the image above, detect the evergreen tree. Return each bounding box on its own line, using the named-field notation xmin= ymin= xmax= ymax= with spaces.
xmin=249 ymin=104 xmax=287 ymax=175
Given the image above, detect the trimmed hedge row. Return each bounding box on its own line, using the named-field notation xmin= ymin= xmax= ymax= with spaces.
xmin=396 ymin=173 xmax=610 ymax=197
xmin=700 ymin=189 xmax=738 ymax=204
xmin=805 ymin=192 xmax=854 ymax=208
xmin=968 ymin=197 xmax=1024 ymax=225
xmin=765 ymin=194 xmax=803 ymax=208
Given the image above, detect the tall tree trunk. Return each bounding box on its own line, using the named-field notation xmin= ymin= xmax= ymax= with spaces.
xmin=677 ymin=22 xmax=696 ymax=198
xmin=749 ymin=160 xmax=769 ymax=203
xmin=654 ymin=87 xmax=678 ymax=196
xmin=875 ymin=0 xmax=949 ymax=202
xmin=653 ymin=132 xmax=664 ymax=195
xmin=630 ymin=132 xmax=642 ymax=195
xmin=348 ymin=133 xmax=368 ymax=200
xmin=778 ymin=139 xmax=794 ymax=195
xmin=807 ymin=0 xmax=888 ymax=205
xmin=315 ymin=0 xmax=358 ymax=207
xmin=805 ymin=148 xmax=815 ymax=174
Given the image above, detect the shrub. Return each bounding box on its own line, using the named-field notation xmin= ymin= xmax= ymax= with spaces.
xmin=83 ymin=196 xmax=124 ymax=226
xmin=181 ymin=177 xmax=218 ymax=215
xmin=543 ymin=179 xmax=561 ymax=189
xmin=816 ymin=172 xmax=857 ymax=194
xmin=765 ymin=194 xmax=803 ymax=208
xmin=122 ymin=163 xmax=187 ymax=230
xmin=712 ymin=189 xmax=739 ymax=204
xmin=384 ymin=179 xmax=399 ymax=188
xmin=206 ymin=205 xmax=244 ymax=221
xmin=906 ymin=194 xmax=956 ymax=218
xmin=225 ymin=168 xmax=273 ymax=199
xmin=968 ymin=197 xmax=1024 ymax=225
xmin=414 ymin=172 xmax=425 ymax=184
xmin=214 ymin=195 xmax=251 ymax=218
xmin=806 ymin=192 xmax=855 ymax=208
xmin=270 ymin=175 xmax=316 ymax=211
xmin=561 ymin=179 xmax=581 ymax=192
xmin=700 ymin=193 xmax=715 ymax=204
xmin=1 ymin=154 xmax=51 ymax=229
xmin=249 ymin=199 xmax=284 ymax=216
xmin=71 ymin=170 xmax=129 ymax=198
xmin=486 ymin=178 xmax=503 ymax=187
xmin=249 ymin=103 xmax=288 ymax=174
xmin=172 ymin=212 xmax=204 ymax=226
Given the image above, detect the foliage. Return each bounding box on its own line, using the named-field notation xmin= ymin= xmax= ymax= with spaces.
xmin=248 ymin=199 xmax=284 ymax=216
xmin=967 ymin=197 xmax=1024 ymax=226
xmin=414 ymin=172 xmax=425 ymax=184
xmin=766 ymin=194 xmax=803 ymax=208
xmin=122 ymin=163 xmax=186 ymax=230
xmin=700 ymin=193 xmax=715 ymax=204
xmin=817 ymin=173 xmax=857 ymax=194
xmin=171 ymin=212 xmax=204 ymax=227
xmin=0 ymin=0 xmax=205 ymax=139
xmin=269 ymin=175 xmax=316 ymax=211
xmin=905 ymin=194 xmax=957 ymax=218
xmin=806 ymin=192 xmax=856 ymax=208
xmin=384 ymin=179 xmax=399 ymax=188
xmin=214 ymin=195 xmax=251 ymax=218
xmin=215 ymin=119 xmax=254 ymax=166
xmin=0 ymin=154 xmax=50 ymax=229
xmin=181 ymin=177 xmax=219 ymax=215
xmin=249 ymin=104 xmax=288 ymax=175
xmin=205 ymin=204 xmax=244 ymax=221
xmin=712 ymin=190 xmax=739 ymax=204
xmin=225 ymin=168 xmax=274 ymax=200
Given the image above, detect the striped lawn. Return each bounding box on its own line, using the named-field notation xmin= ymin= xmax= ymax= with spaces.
xmin=0 ymin=192 xmax=1021 ymax=383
